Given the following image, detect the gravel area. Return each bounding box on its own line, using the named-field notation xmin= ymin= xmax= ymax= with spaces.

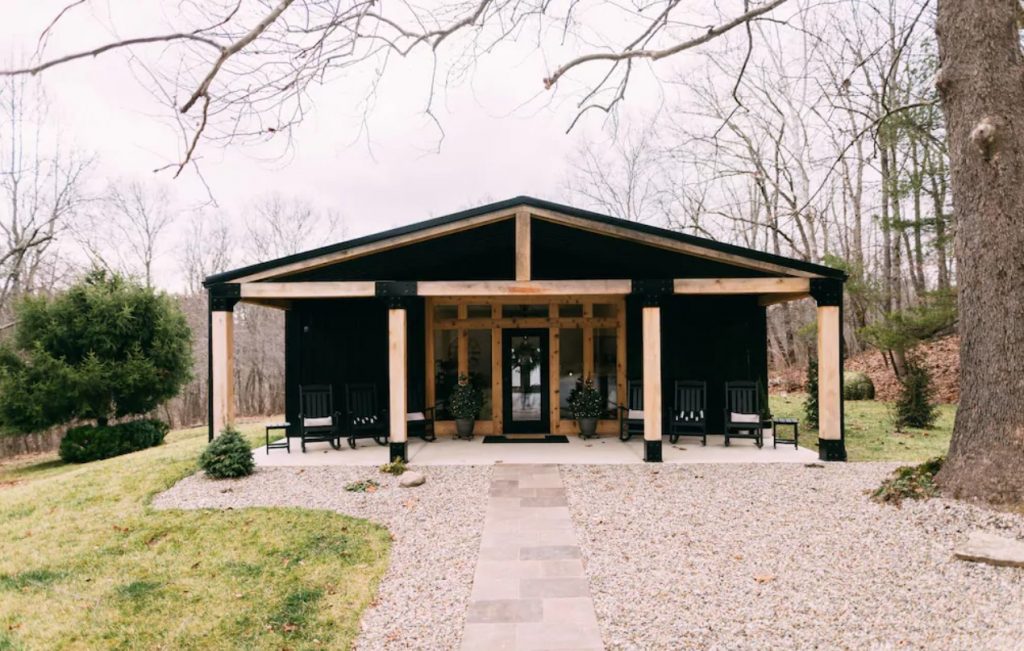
xmin=560 ymin=462 xmax=1024 ymax=650
xmin=154 ymin=464 xmax=491 ymax=650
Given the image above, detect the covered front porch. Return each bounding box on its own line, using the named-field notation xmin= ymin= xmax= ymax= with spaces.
xmin=205 ymin=197 xmax=847 ymax=463
xmin=255 ymin=433 xmax=820 ymax=466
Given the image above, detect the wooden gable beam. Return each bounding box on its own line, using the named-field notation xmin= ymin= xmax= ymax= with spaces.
xmin=674 ymin=278 xmax=810 ymax=295
xmin=528 ymin=206 xmax=822 ymax=278
xmin=233 ymin=208 xmax=517 ymax=283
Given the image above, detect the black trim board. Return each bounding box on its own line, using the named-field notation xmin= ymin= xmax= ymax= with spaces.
xmin=204 ymin=196 xmax=846 ymax=286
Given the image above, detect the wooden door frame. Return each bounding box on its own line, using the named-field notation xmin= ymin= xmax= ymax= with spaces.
xmin=425 ymin=295 xmax=626 ymax=436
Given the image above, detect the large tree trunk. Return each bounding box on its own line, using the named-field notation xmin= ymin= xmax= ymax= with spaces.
xmin=935 ymin=0 xmax=1024 ymax=503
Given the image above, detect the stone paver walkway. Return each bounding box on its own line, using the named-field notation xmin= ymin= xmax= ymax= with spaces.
xmin=461 ymin=464 xmax=604 ymax=651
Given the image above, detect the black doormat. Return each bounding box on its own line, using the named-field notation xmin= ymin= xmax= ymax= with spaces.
xmin=482 ymin=435 xmax=570 ymax=444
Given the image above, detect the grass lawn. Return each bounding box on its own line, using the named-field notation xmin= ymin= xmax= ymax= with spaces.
xmin=770 ymin=393 xmax=957 ymax=462
xmin=0 ymin=423 xmax=390 ymax=650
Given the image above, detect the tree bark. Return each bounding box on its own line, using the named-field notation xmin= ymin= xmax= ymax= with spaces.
xmin=935 ymin=0 xmax=1024 ymax=503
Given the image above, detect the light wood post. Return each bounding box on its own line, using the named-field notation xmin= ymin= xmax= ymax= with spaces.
xmin=817 ymin=305 xmax=841 ymax=440
xmin=642 ymin=306 xmax=663 ymax=462
xmin=516 ymin=211 xmax=531 ymax=281
xmin=388 ymin=307 xmax=408 ymax=461
xmin=811 ymin=277 xmax=847 ymax=461
xmin=210 ymin=310 xmax=235 ymax=437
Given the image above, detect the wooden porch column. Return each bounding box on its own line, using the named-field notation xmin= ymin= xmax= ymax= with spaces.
xmin=388 ymin=306 xmax=409 ymax=462
xmin=208 ymin=285 xmax=239 ymax=441
xmin=811 ymin=278 xmax=847 ymax=461
xmin=642 ymin=305 xmax=663 ymax=462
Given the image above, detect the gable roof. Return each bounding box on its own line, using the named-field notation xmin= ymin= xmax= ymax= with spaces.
xmin=204 ymin=196 xmax=844 ymax=285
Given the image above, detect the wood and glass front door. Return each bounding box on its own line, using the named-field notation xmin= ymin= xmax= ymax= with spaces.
xmin=502 ymin=329 xmax=550 ymax=433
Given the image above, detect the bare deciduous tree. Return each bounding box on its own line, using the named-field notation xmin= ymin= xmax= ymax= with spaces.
xmin=0 ymin=75 xmax=90 ymax=317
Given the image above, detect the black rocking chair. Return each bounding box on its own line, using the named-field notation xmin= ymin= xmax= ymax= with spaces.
xmin=669 ymin=380 xmax=707 ymax=445
xmin=344 ymin=383 xmax=389 ymax=449
xmin=298 ymin=384 xmax=342 ymax=452
xmin=723 ymin=380 xmax=764 ymax=448
xmin=618 ymin=380 xmax=645 ymax=441
xmin=406 ymin=389 xmax=437 ymax=442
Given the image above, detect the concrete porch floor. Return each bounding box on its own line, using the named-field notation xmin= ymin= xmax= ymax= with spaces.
xmin=256 ymin=433 xmax=819 ymax=466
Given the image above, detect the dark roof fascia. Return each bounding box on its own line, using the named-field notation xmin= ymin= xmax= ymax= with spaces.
xmin=204 ymin=195 xmax=845 ymax=286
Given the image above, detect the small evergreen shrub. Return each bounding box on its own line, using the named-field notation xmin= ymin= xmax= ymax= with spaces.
xmin=894 ymin=358 xmax=937 ymax=429
xmin=843 ymin=372 xmax=875 ymax=400
xmin=803 ymin=358 xmax=819 ymax=429
xmin=379 ymin=458 xmax=407 ymax=476
xmin=199 ymin=428 xmax=255 ymax=479
xmin=59 ymin=419 xmax=169 ymax=463
xmin=448 ymin=373 xmax=482 ymax=420
xmin=344 ymin=479 xmax=380 ymax=493
xmin=871 ymin=456 xmax=944 ymax=505
xmin=567 ymin=378 xmax=604 ymax=419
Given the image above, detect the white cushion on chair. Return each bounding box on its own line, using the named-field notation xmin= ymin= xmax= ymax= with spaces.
xmin=628 ymin=409 xmax=645 ymax=420
xmin=730 ymin=412 xmax=760 ymax=423
xmin=303 ymin=416 xmax=333 ymax=428
xmin=407 ymin=412 xmax=426 ymax=422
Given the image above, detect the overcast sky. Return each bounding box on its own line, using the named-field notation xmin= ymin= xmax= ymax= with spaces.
xmin=3 ymin=1 xmax=742 ymax=290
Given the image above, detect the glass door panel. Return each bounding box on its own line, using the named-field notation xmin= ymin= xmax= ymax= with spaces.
xmin=502 ymin=329 xmax=550 ymax=433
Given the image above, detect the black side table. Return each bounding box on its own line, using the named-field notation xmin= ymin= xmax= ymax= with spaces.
xmin=773 ymin=418 xmax=799 ymax=449
xmin=266 ymin=422 xmax=291 ymax=454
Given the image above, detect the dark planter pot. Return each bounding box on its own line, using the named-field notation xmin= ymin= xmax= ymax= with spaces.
xmin=455 ymin=418 xmax=476 ymax=439
xmin=578 ymin=417 xmax=599 ymax=439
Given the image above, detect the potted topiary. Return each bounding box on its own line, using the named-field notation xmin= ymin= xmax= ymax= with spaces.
xmin=568 ymin=377 xmax=604 ymax=439
xmin=448 ymin=373 xmax=482 ymax=439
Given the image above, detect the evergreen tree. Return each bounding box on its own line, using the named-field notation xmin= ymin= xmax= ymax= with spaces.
xmin=894 ymin=358 xmax=937 ymax=430
xmin=0 ymin=271 xmax=192 ymax=432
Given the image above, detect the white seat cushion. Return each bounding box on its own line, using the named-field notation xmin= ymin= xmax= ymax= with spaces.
xmin=628 ymin=409 xmax=645 ymax=420
xmin=730 ymin=412 xmax=760 ymax=423
xmin=303 ymin=416 xmax=333 ymax=428
xmin=407 ymin=412 xmax=426 ymax=422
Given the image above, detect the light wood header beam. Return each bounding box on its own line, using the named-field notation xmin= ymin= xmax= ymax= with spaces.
xmin=674 ymin=278 xmax=810 ymax=295
xmin=418 ymin=280 xmax=631 ymax=297
xmin=515 ymin=211 xmax=531 ymax=281
xmin=240 ymin=281 xmax=376 ymax=299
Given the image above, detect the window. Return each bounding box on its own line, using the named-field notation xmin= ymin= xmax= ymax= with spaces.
xmin=467 ymin=304 xmax=491 ymax=319
xmin=559 ymin=329 xmax=583 ymax=413
xmin=502 ymin=304 xmax=548 ymax=318
xmin=434 ymin=304 xmax=458 ymax=321
xmin=468 ymin=329 xmax=492 ymax=419
xmin=593 ymin=303 xmax=617 ymax=318
xmin=558 ymin=304 xmax=583 ymax=318
xmin=593 ymin=328 xmax=618 ymax=417
xmin=433 ymin=330 xmax=458 ymax=419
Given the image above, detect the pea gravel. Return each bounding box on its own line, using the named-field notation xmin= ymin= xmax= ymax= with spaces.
xmin=154 ymin=464 xmax=491 ymax=650
xmin=560 ymin=462 xmax=1024 ymax=651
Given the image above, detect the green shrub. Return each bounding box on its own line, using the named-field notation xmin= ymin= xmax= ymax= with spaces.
xmin=379 ymin=458 xmax=407 ymax=476
xmin=199 ymin=428 xmax=254 ymax=479
xmin=803 ymin=358 xmax=819 ymax=428
xmin=843 ymin=372 xmax=875 ymax=400
xmin=568 ymin=377 xmax=604 ymax=419
xmin=894 ymin=358 xmax=937 ymax=429
xmin=448 ymin=373 xmax=482 ymax=420
xmin=871 ymin=456 xmax=944 ymax=505
xmin=59 ymin=419 xmax=169 ymax=463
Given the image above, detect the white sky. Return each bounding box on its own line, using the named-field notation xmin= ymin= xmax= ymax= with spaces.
xmin=2 ymin=1 xmax=735 ymax=290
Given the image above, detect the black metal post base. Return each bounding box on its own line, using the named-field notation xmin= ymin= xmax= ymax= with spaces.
xmin=389 ymin=441 xmax=408 ymax=463
xmin=818 ymin=439 xmax=847 ymax=462
xmin=644 ymin=440 xmax=663 ymax=462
